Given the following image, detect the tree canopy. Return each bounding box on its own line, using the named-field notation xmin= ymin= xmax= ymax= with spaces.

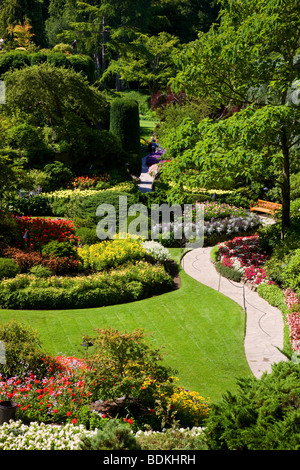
xmin=162 ymin=0 xmax=300 ymax=237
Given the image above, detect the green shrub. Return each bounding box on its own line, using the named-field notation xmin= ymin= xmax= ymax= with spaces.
xmin=46 ymin=52 xmax=68 ymax=68
xmin=52 ymin=43 xmax=73 ymax=54
xmin=75 ymin=227 xmax=99 ymax=246
xmin=41 ymin=240 xmax=78 ymax=259
xmin=214 ymin=261 xmax=242 ymax=282
xmin=0 ymin=320 xmax=48 ymax=379
xmin=0 ymin=212 xmax=20 ymax=245
xmin=7 ymin=194 xmax=52 ymax=217
xmin=280 ymin=249 xmax=300 ymax=290
xmin=43 ymin=161 xmax=74 ymax=191
xmin=29 ymin=264 xmax=52 ymax=278
xmin=204 ymin=361 xmax=300 ymax=450
xmin=0 ymin=51 xmax=30 ymax=77
xmin=74 ymin=190 xmax=137 ymax=225
xmin=137 ymin=427 xmax=208 ymax=450
xmin=28 ymin=51 xmax=48 ymax=65
xmin=79 ymin=418 xmax=141 ymax=450
xmin=0 ymin=258 xmax=20 ymax=279
xmin=67 ymin=54 xmax=96 ymax=83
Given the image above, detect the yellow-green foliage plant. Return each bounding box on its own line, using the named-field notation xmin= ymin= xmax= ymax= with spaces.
xmin=78 ymin=237 xmax=146 ymax=271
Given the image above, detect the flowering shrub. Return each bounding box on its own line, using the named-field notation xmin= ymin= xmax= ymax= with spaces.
xmin=145 ymin=149 xmax=166 ymax=167
xmin=283 ymin=288 xmax=300 ymax=352
xmin=217 ymin=236 xmax=273 ymax=286
xmin=68 ymin=174 xmax=111 ymax=190
xmin=0 ymin=355 xmax=98 ymax=426
xmin=184 ymin=201 xmax=249 ymax=221
xmin=140 ymin=375 xmax=210 ymax=429
xmin=142 ymin=240 xmax=171 ymax=262
xmin=13 ymin=216 xmax=80 ymax=250
xmin=78 ymin=238 xmax=146 ymax=271
xmin=152 ymin=211 xmax=260 ymax=246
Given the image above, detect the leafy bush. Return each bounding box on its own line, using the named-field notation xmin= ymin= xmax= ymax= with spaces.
xmin=73 ymin=190 xmax=137 ymax=231
xmin=52 ymin=43 xmax=73 ymax=54
xmin=0 ymin=262 xmax=173 ymax=309
xmin=214 ymin=261 xmax=242 ymax=282
xmin=7 ymin=194 xmax=52 ymax=217
xmin=0 ymin=257 xmax=20 ymax=279
xmin=1 ymin=246 xmax=79 ymax=275
xmin=28 ymin=264 xmax=52 ymax=278
xmin=204 ymin=361 xmax=300 ymax=450
xmin=67 ymin=54 xmax=96 ymax=84
xmin=43 ymin=161 xmax=74 ymax=191
xmin=81 ymin=328 xmax=176 ymax=404
xmin=0 ymin=320 xmax=48 ymax=379
xmin=0 ymin=212 xmax=20 ymax=246
xmin=137 ymin=427 xmax=208 ymax=450
xmin=79 ymin=418 xmax=141 ymax=450
xmin=257 ymin=283 xmax=289 ymax=313
xmin=41 ymin=240 xmax=78 ymax=259
xmin=75 ymin=226 xmax=99 ymax=246
xmin=0 ymin=51 xmax=30 ymax=77
xmin=78 ymin=238 xmax=146 ymax=271
xmin=280 ymin=249 xmax=300 ymax=290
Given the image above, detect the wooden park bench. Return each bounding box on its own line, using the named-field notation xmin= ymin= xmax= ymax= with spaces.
xmin=250 ymin=199 xmax=282 ymax=215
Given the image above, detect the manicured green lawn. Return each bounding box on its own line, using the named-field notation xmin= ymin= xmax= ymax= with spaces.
xmin=140 ymin=118 xmax=159 ymax=140
xmin=0 ymin=248 xmax=252 ymax=401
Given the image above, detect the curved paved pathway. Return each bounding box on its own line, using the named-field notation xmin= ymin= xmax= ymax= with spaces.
xmin=181 ymin=247 xmax=287 ymax=378
xmin=137 ymin=155 xmax=287 ymax=378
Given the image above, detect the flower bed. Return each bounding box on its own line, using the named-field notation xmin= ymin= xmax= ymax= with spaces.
xmin=0 ymin=351 xmax=210 ymax=444
xmin=217 ymin=236 xmax=273 ymax=287
xmin=0 ymin=421 xmax=98 ymax=450
xmin=284 ymin=288 xmax=300 ymax=352
xmin=152 ymin=202 xmax=261 ymax=247
xmin=0 ymin=261 xmax=174 ymax=310
xmin=13 ymin=215 xmax=80 ymax=250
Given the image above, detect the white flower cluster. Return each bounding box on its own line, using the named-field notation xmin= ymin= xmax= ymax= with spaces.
xmin=142 ymin=240 xmax=171 ymax=262
xmin=135 ymin=426 xmax=205 ymax=437
xmin=0 ymin=420 xmax=97 ymax=450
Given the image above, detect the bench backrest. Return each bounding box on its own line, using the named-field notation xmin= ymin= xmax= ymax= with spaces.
xmin=257 ymin=199 xmax=282 ymax=209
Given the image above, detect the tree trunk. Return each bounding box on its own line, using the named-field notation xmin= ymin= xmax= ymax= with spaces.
xmin=281 ymin=131 xmax=290 ymax=239
xmin=101 ymin=13 xmax=106 ymax=77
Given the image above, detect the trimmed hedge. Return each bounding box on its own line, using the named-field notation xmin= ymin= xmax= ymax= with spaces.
xmin=109 ymin=98 xmax=141 ymax=176
xmin=0 ymin=51 xmax=95 ymax=83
